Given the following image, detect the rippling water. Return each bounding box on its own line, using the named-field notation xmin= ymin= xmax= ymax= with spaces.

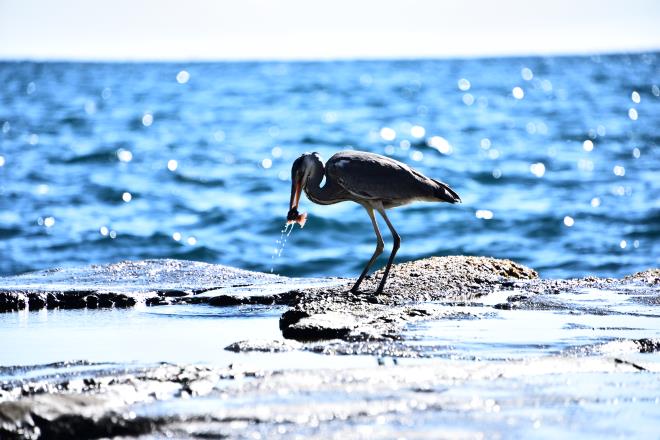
xmin=0 ymin=55 xmax=658 ymax=278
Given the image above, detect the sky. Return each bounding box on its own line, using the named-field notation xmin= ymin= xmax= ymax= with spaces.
xmin=1 ymin=0 xmax=659 ymax=61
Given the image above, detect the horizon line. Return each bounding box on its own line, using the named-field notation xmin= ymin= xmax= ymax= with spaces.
xmin=1 ymin=47 xmax=658 ymax=64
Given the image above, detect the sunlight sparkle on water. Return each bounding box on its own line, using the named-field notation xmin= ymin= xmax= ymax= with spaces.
xmin=122 ymin=192 xmax=132 ymax=202
xmin=142 ymin=113 xmax=153 ymax=127
xmin=457 ymin=78 xmax=471 ymax=91
xmin=262 ymin=158 xmax=273 ymax=169
xmin=172 ymin=232 xmax=182 ymax=241
xmin=187 ymin=236 xmax=197 ymax=246
xmin=620 ymin=240 xmax=627 ymax=249
xmin=400 ymin=139 xmax=411 ymax=150
xmin=410 ymin=150 xmax=423 ymax=161
xmin=613 ymin=165 xmax=625 ymax=177
xmin=176 ymin=70 xmax=190 ymax=84
xmin=428 ymin=136 xmax=452 ymax=155
xmin=631 ymin=91 xmax=640 ymax=104
xmin=410 ymin=125 xmax=425 ymax=138
xmin=583 ymin=140 xmax=594 ymax=152
xmin=462 ymin=93 xmax=475 ymax=106
xmin=590 ymin=197 xmax=601 ymax=208
xmin=632 ymin=148 xmax=640 ymax=158
xmin=521 ymin=67 xmax=534 ymax=81
xmin=271 ymin=146 xmax=282 ymax=158
xmin=117 ymin=149 xmax=133 ymax=162
xmin=0 ymin=156 xmax=5 ymax=167
xmin=512 ymin=87 xmax=524 ymax=100
xmin=379 ymin=127 xmax=396 ymax=141
xmin=100 ymin=226 xmax=109 ymax=236
xmin=480 ymin=138 xmax=491 ymax=149
xmin=167 ymin=159 xmax=178 ymax=171
xmin=475 ymin=209 xmax=494 ymax=220
xmin=628 ymin=108 xmax=638 ymax=120
xmin=563 ymin=216 xmax=575 ymax=227
xmin=530 ymin=162 xmax=546 ymax=178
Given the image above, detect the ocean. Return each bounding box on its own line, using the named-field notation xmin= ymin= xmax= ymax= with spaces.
xmin=0 ymin=54 xmax=658 ymax=278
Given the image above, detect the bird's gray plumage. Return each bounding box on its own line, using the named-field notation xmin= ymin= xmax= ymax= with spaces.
xmin=288 ymin=150 xmax=460 ymax=294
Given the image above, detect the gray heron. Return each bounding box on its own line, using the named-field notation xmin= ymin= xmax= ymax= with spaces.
xmin=287 ymin=150 xmax=460 ymax=294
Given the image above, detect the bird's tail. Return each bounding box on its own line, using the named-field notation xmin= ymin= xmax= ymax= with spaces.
xmin=431 ymin=179 xmax=461 ymax=204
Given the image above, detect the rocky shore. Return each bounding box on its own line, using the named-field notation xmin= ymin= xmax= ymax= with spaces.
xmin=0 ymin=256 xmax=658 ymax=438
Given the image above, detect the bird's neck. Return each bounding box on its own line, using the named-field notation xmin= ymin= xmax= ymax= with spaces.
xmin=303 ymin=160 xmax=335 ymax=205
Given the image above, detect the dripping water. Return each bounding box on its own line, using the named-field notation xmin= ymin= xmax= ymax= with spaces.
xmin=270 ymin=223 xmax=296 ymax=273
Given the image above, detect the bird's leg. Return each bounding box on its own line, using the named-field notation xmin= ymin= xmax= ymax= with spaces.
xmin=350 ymin=206 xmax=384 ymax=294
xmin=375 ymin=207 xmax=400 ymax=295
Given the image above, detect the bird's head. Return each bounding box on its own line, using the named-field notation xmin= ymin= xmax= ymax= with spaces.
xmin=287 ymin=152 xmax=321 ymax=227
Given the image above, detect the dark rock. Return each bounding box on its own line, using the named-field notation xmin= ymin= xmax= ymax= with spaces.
xmin=0 ymin=291 xmax=27 ymax=312
xmin=208 ymin=295 xmax=244 ymax=306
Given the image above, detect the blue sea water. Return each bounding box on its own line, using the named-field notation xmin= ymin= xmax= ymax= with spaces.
xmin=0 ymin=55 xmax=658 ymax=279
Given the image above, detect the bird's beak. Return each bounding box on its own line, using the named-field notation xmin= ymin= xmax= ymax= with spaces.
xmin=287 ymin=176 xmax=303 ymax=224
xmin=289 ymin=178 xmax=302 ymax=213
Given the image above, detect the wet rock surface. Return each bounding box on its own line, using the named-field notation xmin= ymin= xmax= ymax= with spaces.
xmin=1 ymin=256 xmax=659 ymax=438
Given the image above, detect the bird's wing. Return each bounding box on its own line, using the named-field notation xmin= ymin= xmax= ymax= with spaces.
xmin=326 ymin=151 xmax=442 ymax=203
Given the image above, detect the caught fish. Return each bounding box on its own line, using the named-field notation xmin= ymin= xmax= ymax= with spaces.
xmin=286 ymin=208 xmax=307 ymax=228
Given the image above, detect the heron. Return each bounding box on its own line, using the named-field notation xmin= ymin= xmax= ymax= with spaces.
xmin=286 ymin=150 xmax=461 ymax=295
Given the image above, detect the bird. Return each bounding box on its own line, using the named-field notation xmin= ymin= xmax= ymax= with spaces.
xmin=286 ymin=150 xmax=461 ymax=295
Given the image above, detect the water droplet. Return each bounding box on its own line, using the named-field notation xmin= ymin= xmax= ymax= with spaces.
xmin=142 ymin=113 xmax=153 ymax=127
xmin=117 ymin=149 xmax=133 ymax=162
xmin=43 ymin=217 xmax=55 ymax=228
xmin=652 ymin=85 xmax=660 ymax=97
xmin=410 ymin=125 xmax=425 ymax=138
xmin=457 ymin=78 xmax=471 ymax=91
xmin=167 ymin=159 xmax=178 ymax=171
xmin=529 ymin=162 xmax=546 ymax=178
xmin=619 ymin=240 xmax=627 ymax=249
xmin=633 ymin=240 xmax=640 ymax=248
xmin=590 ymin=197 xmax=601 ymax=208
xmin=262 ymin=158 xmax=272 ymax=169
xmin=26 ymin=82 xmax=36 ymax=95
xmin=100 ymin=226 xmax=109 ymax=236
xmin=512 ymin=87 xmax=524 ymax=100
xmin=480 ymin=138 xmax=491 ymax=149
xmin=187 ymin=236 xmax=197 ymax=245
xmin=379 ymin=127 xmax=396 ymax=141
xmin=521 ymin=67 xmax=533 ymax=81
xmin=628 ymin=108 xmax=638 ymax=120
xmin=172 ymin=232 xmax=182 ymax=241
xmin=631 ymin=91 xmax=640 ymax=104
xmin=122 ymin=192 xmax=132 ymax=202
xmin=583 ymin=140 xmax=594 ymax=152
xmin=109 ymin=230 xmax=117 ymax=239
xmin=563 ymin=216 xmax=575 ymax=227
xmin=475 ymin=210 xmax=493 ymax=220
xmin=632 ymin=147 xmax=640 ymax=158
xmin=462 ymin=93 xmax=475 ymax=106
xmin=492 ymin=169 xmax=502 ymax=179
xmin=176 ymin=70 xmax=190 ymax=84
